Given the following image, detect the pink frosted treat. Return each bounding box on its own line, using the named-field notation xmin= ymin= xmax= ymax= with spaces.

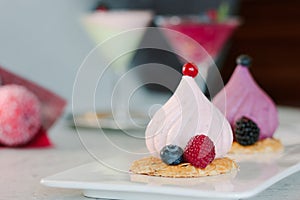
xmin=0 ymin=84 xmax=41 ymax=146
xmin=213 ymin=55 xmax=278 ymax=141
xmin=146 ymin=63 xmax=233 ymax=158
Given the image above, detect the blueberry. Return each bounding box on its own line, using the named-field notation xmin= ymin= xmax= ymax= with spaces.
xmin=236 ymin=55 xmax=252 ymax=67
xmin=160 ymin=144 xmax=184 ymax=165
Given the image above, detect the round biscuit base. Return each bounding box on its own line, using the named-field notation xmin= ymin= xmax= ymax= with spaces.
xmin=229 ymin=138 xmax=284 ymax=154
xmin=130 ymin=156 xmax=238 ymax=178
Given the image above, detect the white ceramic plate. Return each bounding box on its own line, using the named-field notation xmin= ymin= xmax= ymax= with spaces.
xmin=41 ymin=124 xmax=300 ymax=200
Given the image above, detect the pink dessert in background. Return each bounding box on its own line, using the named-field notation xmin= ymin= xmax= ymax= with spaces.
xmin=0 ymin=84 xmax=41 ymax=146
xmin=212 ymin=55 xmax=279 ymax=140
xmin=156 ymin=16 xmax=239 ymax=63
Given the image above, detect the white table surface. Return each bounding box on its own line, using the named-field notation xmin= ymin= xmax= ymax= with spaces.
xmin=1 ymin=106 xmax=300 ymax=200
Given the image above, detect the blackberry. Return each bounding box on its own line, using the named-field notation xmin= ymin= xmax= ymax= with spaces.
xmin=234 ymin=117 xmax=260 ymax=146
xmin=160 ymin=144 xmax=184 ymax=165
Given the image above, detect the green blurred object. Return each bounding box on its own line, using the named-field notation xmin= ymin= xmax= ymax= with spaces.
xmin=217 ymin=2 xmax=230 ymax=22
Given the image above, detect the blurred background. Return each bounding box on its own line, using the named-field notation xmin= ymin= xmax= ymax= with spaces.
xmin=0 ymin=0 xmax=299 ymax=113
xmin=221 ymin=0 xmax=300 ymax=107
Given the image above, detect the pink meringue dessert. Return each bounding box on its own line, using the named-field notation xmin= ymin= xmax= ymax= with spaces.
xmin=146 ymin=63 xmax=233 ymax=159
xmin=213 ymin=55 xmax=283 ymax=153
xmin=130 ymin=63 xmax=238 ymax=178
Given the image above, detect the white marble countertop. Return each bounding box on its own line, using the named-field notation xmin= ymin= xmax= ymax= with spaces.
xmin=1 ymin=106 xmax=300 ymax=200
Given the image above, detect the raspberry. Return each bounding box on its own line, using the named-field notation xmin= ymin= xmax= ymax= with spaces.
xmin=183 ymin=135 xmax=216 ymax=169
xmin=234 ymin=117 xmax=260 ymax=146
xmin=160 ymin=144 xmax=184 ymax=165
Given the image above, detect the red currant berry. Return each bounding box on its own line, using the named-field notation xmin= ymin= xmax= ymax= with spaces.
xmin=96 ymin=4 xmax=108 ymax=11
xmin=182 ymin=63 xmax=198 ymax=78
xmin=206 ymin=9 xmax=218 ymax=22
